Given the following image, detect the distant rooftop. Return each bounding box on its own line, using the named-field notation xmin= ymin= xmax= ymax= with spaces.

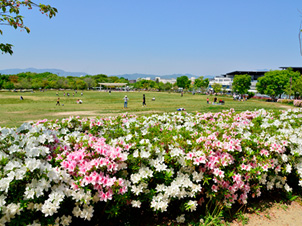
xmin=223 ymin=70 xmax=268 ymax=80
xmin=280 ymin=67 xmax=302 ymax=74
xmin=225 ymin=70 xmax=268 ymax=76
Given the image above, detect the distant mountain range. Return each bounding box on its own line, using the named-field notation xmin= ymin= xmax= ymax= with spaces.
xmin=0 ymin=68 xmax=215 ymax=80
xmin=0 ymin=68 xmax=88 ymax=77
xmin=111 ymin=73 xmax=214 ymax=80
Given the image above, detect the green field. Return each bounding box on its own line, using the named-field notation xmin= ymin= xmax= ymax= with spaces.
xmin=0 ymin=90 xmax=292 ymax=127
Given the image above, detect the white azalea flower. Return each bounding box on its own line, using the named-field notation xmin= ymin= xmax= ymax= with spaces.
xmin=286 ymin=164 xmax=292 ymax=173
xmin=284 ymin=184 xmax=292 ymax=193
xmin=176 ymin=214 xmax=185 ymax=223
xmin=186 ymin=200 xmax=197 ymax=212
xmin=131 ymin=200 xmax=141 ymax=208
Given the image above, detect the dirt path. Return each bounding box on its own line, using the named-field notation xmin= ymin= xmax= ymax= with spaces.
xmin=230 ymin=201 xmax=302 ymax=226
xmin=51 ymin=110 xmax=163 ymax=117
xmin=280 ymin=104 xmax=296 ymax=110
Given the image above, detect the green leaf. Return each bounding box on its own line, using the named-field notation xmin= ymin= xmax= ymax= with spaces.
xmin=25 ymin=26 xmax=30 ymax=33
xmin=0 ymin=43 xmax=14 ymax=55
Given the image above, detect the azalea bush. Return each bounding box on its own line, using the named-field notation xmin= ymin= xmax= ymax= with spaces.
xmin=1 ymin=108 xmax=302 ymax=225
xmin=294 ymin=100 xmax=302 ymax=107
xmin=277 ymin=99 xmax=294 ymax=104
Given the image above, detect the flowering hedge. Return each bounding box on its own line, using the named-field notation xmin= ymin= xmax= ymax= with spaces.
xmin=277 ymin=99 xmax=294 ymax=104
xmin=277 ymin=99 xmax=302 ymax=107
xmin=1 ymin=108 xmax=302 ymax=225
xmin=294 ymin=100 xmax=302 ymax=107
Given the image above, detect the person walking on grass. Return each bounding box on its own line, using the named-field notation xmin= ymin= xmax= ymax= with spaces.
xmin=56 ymin=98 xmax=60 ymax=106
xmin=124 ymin=95 xmax=129 ymax=108
xmin=142 ymin=94 xmax=146 ymax=107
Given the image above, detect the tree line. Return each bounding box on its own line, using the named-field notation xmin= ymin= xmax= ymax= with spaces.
xmin=0 ymin=72 xmax=128 ymax=90
xmin=0 ymin=72 xmax=211 ymax=92
xmin=1 ymin=69 xmax=301 ymax=99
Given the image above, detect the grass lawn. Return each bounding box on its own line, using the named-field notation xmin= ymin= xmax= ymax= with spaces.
xmin=0 ymin=90 xmax=293 ymax=127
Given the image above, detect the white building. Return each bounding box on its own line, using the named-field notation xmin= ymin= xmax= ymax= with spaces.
xmin=155 ymin=77 xmax=176 ymax=84
xmin=209 ymin=76 xmax=233 ymax=92
xmin=208 ymin=70 xmax=268 ymax=93
xmin=137 ymin=77 xmax=151 ymax=81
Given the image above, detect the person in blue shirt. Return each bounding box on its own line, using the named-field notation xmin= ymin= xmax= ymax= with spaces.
xmin=124 ymin=95 xmax=129 ymax=108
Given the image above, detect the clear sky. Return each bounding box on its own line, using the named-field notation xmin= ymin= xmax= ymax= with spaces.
xmin=1 ymin=0 xmax=302 ymax=76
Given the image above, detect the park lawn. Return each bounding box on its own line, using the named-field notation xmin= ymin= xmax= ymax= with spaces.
xmin=0 ymin=90 xmax=291 ymax=128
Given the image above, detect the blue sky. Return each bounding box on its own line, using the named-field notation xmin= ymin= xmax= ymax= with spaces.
xmin=1 ymin=0 xmax=302 ymax=76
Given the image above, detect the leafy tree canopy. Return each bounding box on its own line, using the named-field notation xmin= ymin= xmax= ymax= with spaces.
xmin=176 ymin=76 xmax=190 ymax=89
xmin=0 ymin=0 xmax=57 ymax=54
xmin=212 ymin=83 xmax=222 ymax=94
xmin=232 ymin=74 xmax=251 ymax=95
xmin=292 ymin=76 xmax=302 ymax=97
xmin=194 ymin=76 xmax=209 ymax=89
xmin=256 ymin=69 xmax=300 ymax=99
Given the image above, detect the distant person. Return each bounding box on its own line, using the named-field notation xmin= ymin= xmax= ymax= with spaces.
xmin=63 ymin=92 xmax=65 ymax=96
xmin=152 ymin=97 xmax=155 ymax=101
xmin=207 ymin=97 xmax=209 ymax=104
xmin=142 ymin=94 xmax=146 ymax=107
xmin=77 ymin=99 xmax=82 ymax=104
xmin=213 ymin=97 xmax=217 ymax=104
xmin=20 ymin=96 xmax=24 ymax=100
xmin=81 ymin=92 xmax=83 ymax=96
xmin=181 ymin=91 xmax=183 ymax=97
xmin=56 ymin=98 xmax=60 ymax=106
xmin=124 ymin=95 xmax=129 ymax=108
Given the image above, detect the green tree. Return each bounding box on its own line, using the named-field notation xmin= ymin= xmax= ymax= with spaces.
xmin=164 ymin=82 xmax=172 ymax=91
xmin=57 ymin=78 xmax=68 ymax=89
xmin=194 ymin=77 xmax=209 ymax=88
xmin=31 ymin=78 xmax=42 ymax=89
xmin=176 ymin=76 xmax=190 ymax=89
xmin=41 ymin=78 xmax=49 ymax=88
xmin=291 ymin=76 xmax=302 ymax=98
xmin=19 ymin=77 xmax=31 ymax=89
xmin=256 ymin=69 xmax=300 ymax=100
xmin=194 ymin=76 xmax=209 ymax=93
xmin=76 ymin=79 xmax=86 ymax=90
xmin=157 ymin=82 xmax=165 ymax=91
xmin=93 ymin=74 xmax=108 ymax=83
xmin=3 ymin=81 xmax=14 ymax=89
xmin=117 ymin=77 xmax=129 ymax=84
xmin=232 ymin=74 xmax=251 ymax=95
xmin=212 ymin=83 xmax=222 ymax=94
xmin=83 ymin=77 xmax=97 ymax=89
xmin=0 ymin=0 xmax=57 ymax=54
xmin=0 ymin=74 xmax=9 ymax=88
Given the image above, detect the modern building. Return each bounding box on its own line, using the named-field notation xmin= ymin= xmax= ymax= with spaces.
xmin=155 ymin=77 xmax=177 ymax=84
xmin=209 ymin=70 xmax=268 ymax=93
xmin=208 ymin=76 xmax=233 ymax=92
